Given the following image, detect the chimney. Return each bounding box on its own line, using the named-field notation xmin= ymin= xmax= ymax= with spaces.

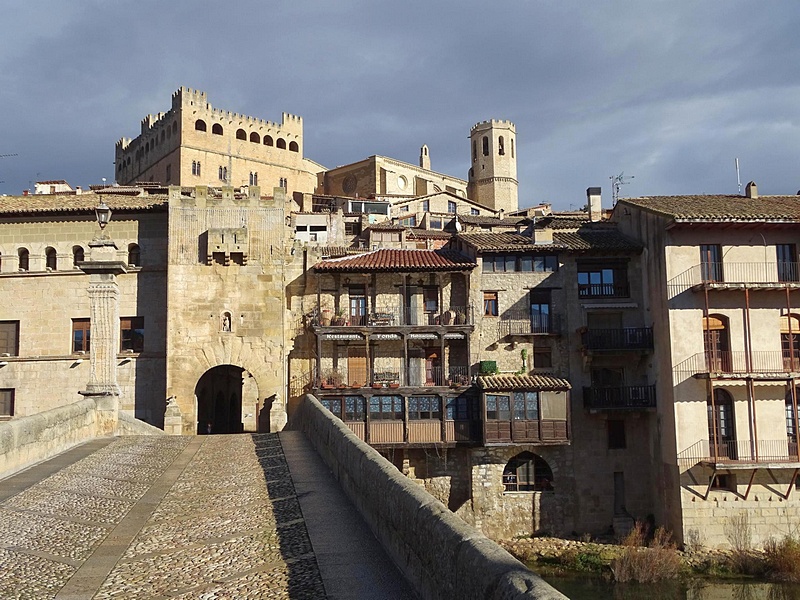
xmin=746 ymin=181 xmax=758 ymax=199
xmin=587 ymin=187 xmax=602 ymax=222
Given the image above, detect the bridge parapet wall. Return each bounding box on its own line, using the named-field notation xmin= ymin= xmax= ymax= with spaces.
xmin=290 ymin=394 xmax=567 ymax=600
xmin=0 ymin=399 xmax=98 ymax=480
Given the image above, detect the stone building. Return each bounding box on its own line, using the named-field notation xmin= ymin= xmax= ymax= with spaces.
xmin=114 ymin=88 xmax=325 ymax=196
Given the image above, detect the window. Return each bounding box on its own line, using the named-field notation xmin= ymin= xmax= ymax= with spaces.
xmin=472 ymin=140 xmax=477 ymax=162
xmin=18 ymin=248 xmax=29 ymax=271
xmin=511 ymin=138 xmax=514 ymax=158
xmin=212 ymin=123 xmax=223 ymax=135
xmin=498 ymin=136 xmax=505 ymax=156
xmin=279 ymin=177 xmax=287 ymax=189
xmin=370 ymin=395 xmax=403 ymax=420
xmin=321 ymin=398 xmax=342 ymax=419
xmin=485 ymin=254 xmax=558 ymax=273
xmin=429 ymin=216 xmax=443 ymax=229
xmin=482 ymin=136 xmax=489 ymax=156
xmin=777 ymin=244 xmax=798 ymax=282
xmin=471 ymin=208 xmax=479 ymax=216
xmin=503 ymin=452 xmax=553 ymax=492
xmin=446 ymin=394 xmax=476 ymax=420
xmin=120 ymin=317 xmax=144 ymax=353
xmin=195 ymin=119 xmax=207 ymax=132
xmin=165 ymin=164 xmax=172 ymax=182
xmin=530 ymin=290 xmax=551 ymax=333
xmin=782 ymin=314 xmax=800 ymax=370
xmin=577 ymin=261 xmax=628 ymax=298
xmin=218 ymin=166 xmax=227 ymax=182
xmin=192 ymin=160 xmax=201 ymax=176
xmin=483 ymin=291 xmax=498 ymax=317
xmin=344 ymin=222 xmax=361 ymax=236
xmin=277 ymin=138 xmax=287 ymax=149
xmin=513 ymin=391 xmax=539 ymax=420
xmin=700 ymin=244 xmax=722 ymax=282
xmin=72 ymin=246 xmax=84 ymax=268
xmin=249 ymin=172 xmax=258 ymax=186
xmin=0 ymin=389 xmax=13 ymax=418
xmin=72 ymin=319 xmax=90 ymax=353
xmin=236 ymin=129 xmax=246 ymax=140
xmin=289 ymin=141 xmax=299 ymax=152
xmin=786 ymin=390 xmax=799 ymax=448
xmin=344 ymin=396 xmax=365 ymax=421
xmin=408 ymin=396 xmax=440 ymax=420
xmin=400 ymin=205 xmax=409 ymax=213
xmin=486 ymin=394 xmax=510 ymax=420
xmin=0 ymin=321 xmax=19 ymax=356
xmin=448 ymin=201 xmax=457 ymax=214
xmin=264 ymin=135 xmax=274 ymax=146
xmin=250 ymin=132 xmax=260 ymax=143
xmin=608 ymin=419 xmax=626 ymax=449
xmin=421 ymin=200 xmax=430 ymax=212
xmin=533 ymin=347 xmax=552 ymax=368
xmin=128 ymin=244 xmax=140 ymax=267
xmin=45 ymin=247 xmax=57 ymax=271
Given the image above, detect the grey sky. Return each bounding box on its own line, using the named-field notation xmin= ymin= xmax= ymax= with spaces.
xmin=2 ymin=1 xmax=799 ymax=209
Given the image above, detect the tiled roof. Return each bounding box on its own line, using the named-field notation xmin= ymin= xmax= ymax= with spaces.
xmin=457 ymin=215 xmax=523 ymax=227
xmin=312 ymin=246 xmax=368 ymax=259
xmin=456 ymin=232 xmax=567 ymax=251
xmin=313 ymin=248 xmax=476 ymax=272
xmin=553 ymin=229 xmax=642 ymax=252
xmin=619 ymin=195 xmax=800 ymax=222
xmin=477 ymin=374 xmax=572 ymax=391
xmin=538 ymin=215 xmax=591 ymax=230
xmin=0 ymin=192 xmax=169 ymax=215
xmin=406 ymin=229 xmax=453 ymax=239
xmin=365 ymin=222 xmax=405 ymax=231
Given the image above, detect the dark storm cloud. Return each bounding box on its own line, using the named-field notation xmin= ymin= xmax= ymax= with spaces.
xmin=2 ymin=1 xmax=800 ymax=208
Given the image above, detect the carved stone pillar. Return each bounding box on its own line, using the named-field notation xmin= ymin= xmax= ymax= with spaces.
xmin=79 ymin=238 xmax=127 ymax=435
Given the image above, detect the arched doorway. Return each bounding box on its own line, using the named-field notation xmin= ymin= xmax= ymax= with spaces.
xmin=195 ymin=365 xmax=245 ymax=434
xmin=703 ymin=314 xmax=730 ymax=372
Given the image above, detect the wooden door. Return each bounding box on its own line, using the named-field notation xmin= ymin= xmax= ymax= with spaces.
xmin=347 ymin=347 xmax=367 ymax=386
xmin=708 ymin=389 xmax=735 ymax=459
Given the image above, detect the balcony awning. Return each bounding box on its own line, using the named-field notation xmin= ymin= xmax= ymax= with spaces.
xmin=477 ymin=374 xmax=571 ymax=391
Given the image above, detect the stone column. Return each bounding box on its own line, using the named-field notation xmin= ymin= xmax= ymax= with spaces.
xmin=79 ymin=238 xmax=128 ymax=435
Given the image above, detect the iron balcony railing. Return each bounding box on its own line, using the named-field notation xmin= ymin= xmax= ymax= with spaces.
xmin=581 ymin=327 xmax=653 ymax=351
xmin=674 ymin=351 xmax=800 ymax=377
xmin=583 ymin=385 xmax=657 ymax=410
xmin=577 ymin=282 xmax=630 ymax=299
xmin=677 ymin=438 xmax=800 ymax=466
xmin=669 ymin=262 xmax=800 ymax=294
xmin=312 ymin=305 xmax=474 ymax=327
xmin=316 ymin=364 xmax=471 ymax=389
xmin=499 ymin=311 xmax=561 ymax=336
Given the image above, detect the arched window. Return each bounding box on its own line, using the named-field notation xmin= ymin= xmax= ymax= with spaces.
xmin=195 ymin=119 xmax=207 ymax=132
xmin=289 ymin=140 xmax=299 ymax=152
xmin=223 ymin=167 xmax=228 ymax=182
xmin=128 ymin=243 xmax=140 ymax=267
xmin=219 ymin=166 xmax=224 ymax=181
xmin=502 ymin=452 xmax=553 ymax=492
xmin=212 ymin=123 xmax=223 ymax=135
xmin=511 ymin=138 xmax=514 ymax=158
xmin=277 ymin=138 xmax=286 ymax=150
xmin=250 ymin=132 xmax=260 ymax=143
xmin=192 ymin=160 xmax=201 ymax=176
xmin=249 ymin=172 xmax=258 ymax=186
xmin=264 ymin=135 xmax=274 ymax=146
xmin=145 ymin=141 xmax=149 ymax=154
xmin=236 ymin=129 xmax=246 ymax=140
xmin=172 ymin=122 xmax=178 ymax=135
xmin=498 ymin=136 xmax=505 ymax=156
xmin=45 ymin=247 xmax=57 ymax=271
xmin=472 ymin=140 xmax=477 ymax=162
xmin=72 ymin=245 xmax=84 ymax=267
xmin=708 ymin=388 xmax=735 ymax=459
xmin=161 ymin=130 xmax=166 ymax=143
xmin=18 ymin=248 xmax=29 ymax=272
xmin=781 ymin=314 xmax=800 ymax=370
xmin=482 ymin=136 xmax=489 ymax=156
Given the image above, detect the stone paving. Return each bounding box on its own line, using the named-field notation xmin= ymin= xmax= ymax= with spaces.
xmin=0 ymin=434 xmax=328 ymax=599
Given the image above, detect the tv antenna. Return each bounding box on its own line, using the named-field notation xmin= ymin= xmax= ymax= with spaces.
xmin=610 ymin=172 xmax=634 ymax=204
xmin=735 ymin=158 xmax=742 ymax=194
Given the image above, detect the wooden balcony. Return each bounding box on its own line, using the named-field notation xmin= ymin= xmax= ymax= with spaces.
xmin=669 ymin=261 xmax=800 ymax=295
xmin=315 ymin=365 xmax=471 ymax=389
xmin=311 ymin=305 xmax=475 ymax=329
xmin=583 ymin=385 xmax=656 ymax=410
xmin=484 ymin=419 xmax=568 ymax=444
xmin=580 ymin=327 xmax=653 ymax=352
xmin=674 ymin=351 xmax=800 ymax=381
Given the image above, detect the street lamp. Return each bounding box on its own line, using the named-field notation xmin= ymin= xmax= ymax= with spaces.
xmin=95 ymin=200 xmax=112 ymax=230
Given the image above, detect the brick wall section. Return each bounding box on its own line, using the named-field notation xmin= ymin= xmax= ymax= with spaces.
xmin=290 ymin=394 xmax=567 ymax=600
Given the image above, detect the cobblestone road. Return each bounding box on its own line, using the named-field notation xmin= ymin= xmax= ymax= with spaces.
xmin=0 ymin=434 xmax=328 ymax=599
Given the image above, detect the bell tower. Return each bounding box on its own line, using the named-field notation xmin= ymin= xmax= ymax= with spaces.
xmin=467 ymin=120 xmax=518 ymax=213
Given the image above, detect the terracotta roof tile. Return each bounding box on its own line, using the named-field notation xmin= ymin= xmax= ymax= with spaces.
xmin=457 ymin=215 xmax=523 ymax=226
xmin=477 ymin=374 xmax=571 ymax=390
xmin=619 ymin=195 xmax=800 ymax=222
xmin=406 ymin=229 xmax=453 ymax=239
xmin=456 ymin=232 xmax=567 ymax=251
xmin=553 ymin=229 xmax=642 ymax=252
xmin=313 ymin=248 xmax=476 ymax=272
xmin=0 ymin=192 xmax=169 ymax=215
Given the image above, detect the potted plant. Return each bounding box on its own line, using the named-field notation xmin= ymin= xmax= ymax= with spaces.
xmin=455 ymin=309 xmax=467 ymax=325
xmin=441 ymin=310 xmax=453 ymax=325
xmin=389 ymin=380 xmax=400 ymax=388
xmin=322 ymin=369 xmax=343 ymax=388
xmin=320 ymin=309 xmax=332 ymax=327
xmin=332 ymin=308 xmax=348 ymax=326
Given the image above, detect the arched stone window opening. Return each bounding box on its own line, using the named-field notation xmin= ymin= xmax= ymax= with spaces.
xmin=482 ymin=136 xmax=489 ymax=156
xmin=781 ymin=314 xmax=800 ymax=370
xmin=703 ymin=314 xmax=730 ymax=372
xmin=472 ymin=140 xmax=477 ymax=162
xmin=192 ymin=160 xmax=201 ymax=176
xmin=277 ymin=138 xmax=287 ymax=150
xmin=289 ymin=141 xmax=299 ymax=152
xmin=172 ymin=122 xmax=178 ymax=136
xmin=236 ymin=129 xmax=246 ymax=141
xmin=221 ymin=311 xmax=232 ymax=332
xmin=161 ymin=130 xmax=166 ymax=143
xmin=18 ymin=248 xmax=29 ymax=272
xmin=72 ymin=245 xmax=84 ymax=267
xmin=212 ymin=123 xmax=223 ymax=135
xmin=145 ymin=141 xmax=150 ymax=154
xmin=264 ymin=135 xmax=274 ymax=146
xmin=195 ymin=119 xmax=207 ymax=132
xmin=502 ymin=451 xmax=554 ymax=492
xmin=498 ymin=136 xmax=505 ymax=156
xmin=250 ymin=132 xmax=260 ymax=143
xmin=128 ymin=243 xmax=141 ymax=267
xmin=223 ymin=167 xmax=228 ymax=182
xmin=249 ymin=172 xmax=258 ymax=186
xmin=511 ymin=138 xmax=514 ymax=158
xmin=45 ymin=247 xmax=57 ymax=271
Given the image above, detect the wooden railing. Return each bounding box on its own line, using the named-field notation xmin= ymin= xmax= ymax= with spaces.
xmin=674 ymin=351 xmax=800 ymax=377
xmin=499 ymin=311 xmax=561 ymax=336
xmin=312 ymin=305 xmax=475 ymax=327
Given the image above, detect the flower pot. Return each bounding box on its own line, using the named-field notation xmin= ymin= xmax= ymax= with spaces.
xmin=389 ymin=383 xmax=400 ymax=388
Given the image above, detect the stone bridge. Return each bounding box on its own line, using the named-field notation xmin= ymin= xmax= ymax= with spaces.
xmin=0 ymin=396 xmax=566 ymax=600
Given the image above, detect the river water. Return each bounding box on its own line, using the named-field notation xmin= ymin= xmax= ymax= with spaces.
xmin=542 ymin=574 xmax=800 ymax=599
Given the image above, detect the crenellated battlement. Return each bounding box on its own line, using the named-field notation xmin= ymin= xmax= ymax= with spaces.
xmin=172 ymin=86 xmax=208 ymax=110
xmin=470 ymin=119 xmax=516 ymax=133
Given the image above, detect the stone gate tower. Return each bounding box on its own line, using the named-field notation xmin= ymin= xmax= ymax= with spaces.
xmin=467 ymin=120 xmax=518 ymax=213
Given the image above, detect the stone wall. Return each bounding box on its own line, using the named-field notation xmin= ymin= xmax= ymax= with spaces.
xmin=290 ymin=394 xmax=567 ymax=600
xmin=0 ymin=398 xmax=98 ymax=479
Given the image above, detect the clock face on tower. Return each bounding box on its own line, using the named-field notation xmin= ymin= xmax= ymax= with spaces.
xmin=342 ymin=174 xmax=357 ymax=195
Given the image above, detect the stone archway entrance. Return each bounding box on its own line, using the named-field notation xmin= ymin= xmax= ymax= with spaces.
xmin=195 ymin=365 xmax=255 ymax=434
